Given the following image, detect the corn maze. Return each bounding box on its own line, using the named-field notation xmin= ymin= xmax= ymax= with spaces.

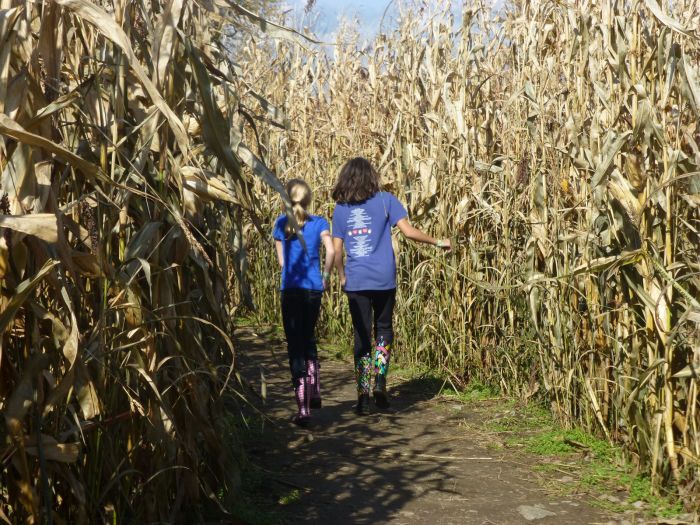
xmin=0 ymin=0 xmax=699 ymax=522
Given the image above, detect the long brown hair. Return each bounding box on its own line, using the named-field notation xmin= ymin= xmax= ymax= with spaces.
xmin=284 ymin=178 xmax=312 ymax=238
xmin=331 ymin=157 xmax=380 ymax=204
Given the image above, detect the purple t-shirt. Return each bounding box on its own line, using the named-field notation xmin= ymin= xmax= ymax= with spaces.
xmin=332 ymin=192 xmax=407 ymax=291
xmin=273 ymin=214 xmax=330 ymax=291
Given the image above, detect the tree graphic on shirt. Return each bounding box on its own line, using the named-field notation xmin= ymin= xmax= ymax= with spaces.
xmin=347 ymin=208 xmax=372 ymax=258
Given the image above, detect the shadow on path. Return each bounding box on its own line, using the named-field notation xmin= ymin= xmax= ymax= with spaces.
xmin=231 ymin=328 xmax=614 ymax=525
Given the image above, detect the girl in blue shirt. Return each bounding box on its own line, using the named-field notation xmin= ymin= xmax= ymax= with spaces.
xmin=274 ymin=179 xmax=335 ymax=426
xmin=332 ymin=157 xmax=451 ymax=415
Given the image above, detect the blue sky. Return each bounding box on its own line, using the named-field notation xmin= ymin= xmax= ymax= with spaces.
xmin=283 ymin=0 xmax=408 ymax=41
xmin=281 ymin=1 xmax=505 ymax=43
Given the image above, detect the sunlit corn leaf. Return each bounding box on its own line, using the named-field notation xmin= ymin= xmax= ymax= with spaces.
xmin=0 ymin=114 xmax=102 ymax=181
xmin=642 ymin=0 xmax=697 ymax=38
xmin=0 ymin=213 xmax=58 ymax=243
xmin=181 ymin=166 xmax=237 ymax=203
xmin=53 ymin=0 xmax=190 ymax=155
xmin=227 ymin=2 xmax=324 ymax=45
xmin=673 ymin=364 xmax=700 ymax=379
xmin=590 ymin=131 xmax=633 ymax=188
xmin=153 ymin=0 xmax=185 ymax=88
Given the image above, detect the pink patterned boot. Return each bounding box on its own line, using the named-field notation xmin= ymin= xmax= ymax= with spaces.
xmin=307 ymin=359 xmax=322 ymax=408
xmin=293 ymin=377 xmax=310 ymax=427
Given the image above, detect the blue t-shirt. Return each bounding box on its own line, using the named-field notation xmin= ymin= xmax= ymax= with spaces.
xmin=332 ymin=192 xmax=408 ymax=291
xmin=273 ymin=214 xmax=330 ymax=291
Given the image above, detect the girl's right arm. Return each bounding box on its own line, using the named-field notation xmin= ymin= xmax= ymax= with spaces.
xmin=332 ymin=237 xmax=346 ymax=288
xmin=274 ymin=240 xmax=284 ymax=268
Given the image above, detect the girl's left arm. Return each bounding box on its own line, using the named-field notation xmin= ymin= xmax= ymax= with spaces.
xmin=320 ymin=231 xmax=335 ymax=290
xmin=274 ymin=240 xmax=284 ymax=268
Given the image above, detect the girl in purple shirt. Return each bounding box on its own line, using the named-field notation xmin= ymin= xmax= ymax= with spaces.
xmin=331 ymin=158 xmax=451 ymax=415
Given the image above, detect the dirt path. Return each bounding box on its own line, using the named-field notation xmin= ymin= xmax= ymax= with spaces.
xmin=234 ymin=327 xmax=617 ymax=525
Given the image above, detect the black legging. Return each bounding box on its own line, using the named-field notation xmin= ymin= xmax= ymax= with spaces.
xmin=281 ymin=288 xmax=322 ymax=383
xmin=345 ymin=289 xmax=396 ymax=359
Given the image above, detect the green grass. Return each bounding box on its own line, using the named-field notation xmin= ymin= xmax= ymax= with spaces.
xmin=580 ymin=469 xmax=684 ymax=517
xmin=317 ymin=340 xmax=353 ymax=361
xmin=441 ymin=388 xmax=687 ymax=520
xmin=441 ymin=381 xmax=500 ymax=402
xmin=278 ymin=489 xmax=301 ymax=506
xmin=487 ymin=402 xmax=550 ymax=433
xmin=528 ymin=438 xmax=683 ymax=518
xmin=234 ymin=316 xmax=285 ymax=337
xmin=532 ymin=463 xmax=566 ymax=474
xmin=522 ymin=426 xmax=683 ymax=517
xmin=524 ymin=428 xmax=613 ymax=459
xmin=235 ymin=315 xmax=259 ymax=327
xmin=389 ymin=362 xmax=437 ymax=380
xmin=627 ymin=477 xmax=685 ymax=517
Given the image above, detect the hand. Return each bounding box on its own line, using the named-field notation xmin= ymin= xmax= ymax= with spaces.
xmin=436 ymin=239 xmax=452 ymax=252
xmin=322 ymin=271 xmax=330 ymax=292
xmin=340 ymin=275 xmax=347 ymax=290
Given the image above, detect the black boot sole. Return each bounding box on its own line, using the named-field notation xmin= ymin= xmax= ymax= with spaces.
xmin=355 ymin=394 xmax=370 ymax=415
xmin=373 ymin=389 xmax=390 ymax=409
xmin=293 ymin=415 xmax=310 ymax=428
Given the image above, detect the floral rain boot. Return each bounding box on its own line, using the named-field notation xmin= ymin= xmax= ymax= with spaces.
xmin=372 ymin=337 xmax=392 ymax=409
xmin=355 ymin=356 xmax=372 ymax=415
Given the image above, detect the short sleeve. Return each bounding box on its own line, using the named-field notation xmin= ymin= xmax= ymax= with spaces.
xmin=331 ymin=206 xmax=346 ymax=239
xmin=387 ymin=193 xmax=408 ymax=226
xmin=318 ymin=217 xmax=330 ymax=235
xmin=272 ymin=215 xmax=286 ymax=241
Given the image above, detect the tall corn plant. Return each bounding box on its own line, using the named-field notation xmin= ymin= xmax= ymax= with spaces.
xmin=241 ymin=0 xmax=700 ymax=502
xmin=0 ymin=0 xmax=298 ymax=522
xmin=506 ymin=0 xmax=700 ymax=493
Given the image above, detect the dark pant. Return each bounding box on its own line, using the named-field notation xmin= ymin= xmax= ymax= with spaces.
xmin=346 ymin=289 xmax=396 ymax=360
xmin=281 ymin=288 xmax=322 ymax=383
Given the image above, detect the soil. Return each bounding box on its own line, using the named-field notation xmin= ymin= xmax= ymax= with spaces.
xmin=232 ymin=327 xmax=625 ymax=525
